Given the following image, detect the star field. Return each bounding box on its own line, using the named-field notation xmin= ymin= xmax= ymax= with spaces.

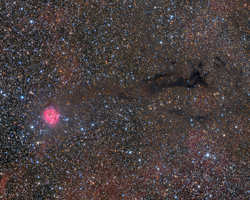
xmin=1 ymin=0 xmax=250 ymax=199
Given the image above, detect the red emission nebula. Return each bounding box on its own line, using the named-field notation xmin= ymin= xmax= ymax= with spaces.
xmin=42 ymin=106 xmax=60 ymax=127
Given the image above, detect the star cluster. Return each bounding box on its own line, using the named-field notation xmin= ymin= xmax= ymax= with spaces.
xmin=1 ymin=0 xmax=250 ymax=199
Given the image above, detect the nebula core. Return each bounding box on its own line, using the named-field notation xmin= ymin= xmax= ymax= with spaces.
xmin=42 ymin=106 xmax=60 ymax=127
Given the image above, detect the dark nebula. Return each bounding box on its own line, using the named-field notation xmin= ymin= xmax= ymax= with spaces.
xmin=1 ymin=0 xmax=250 ymax=199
